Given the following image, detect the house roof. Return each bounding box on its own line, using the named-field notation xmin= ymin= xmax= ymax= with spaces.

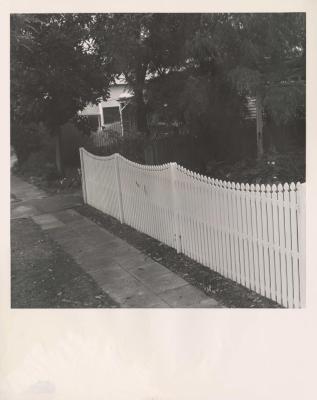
xmin=80 ymin=83 xmax=133 ymax=115
xmin=118 ymin=91 xmax=133 ymax=101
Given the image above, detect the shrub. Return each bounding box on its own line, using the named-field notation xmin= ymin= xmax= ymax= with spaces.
xmin=206 ymin=150 xmax=305 ymax=184
xmin=11 ymin=122 xmax=43 ymax=164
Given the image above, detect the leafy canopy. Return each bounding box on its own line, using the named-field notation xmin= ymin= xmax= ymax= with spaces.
xmin=11 ymin=13 xmax=114 ymax=131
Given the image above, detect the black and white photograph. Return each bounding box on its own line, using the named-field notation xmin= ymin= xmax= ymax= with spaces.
xmin=10 ymin=12 xmax=306 ymax=309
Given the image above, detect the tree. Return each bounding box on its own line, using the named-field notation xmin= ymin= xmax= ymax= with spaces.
xmin=91 ymin=13 xmax=200 ymax=134
xmin=227 ymin=13 xmax=305 ymax=158
xmin=144 ymin=14 xmax=247 ymax=154
xmin=11 ymin=13 xmax=114 ymax=175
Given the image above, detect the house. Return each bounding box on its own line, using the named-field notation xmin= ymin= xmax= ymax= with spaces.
xmin=79 ymin=80 xmax=136 ymax=137
xmin=59 ymin=79 xmax=139 ymax=162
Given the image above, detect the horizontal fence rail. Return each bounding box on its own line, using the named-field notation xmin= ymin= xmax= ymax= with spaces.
xmin=80 ymin=148 xmax=306 ymax=308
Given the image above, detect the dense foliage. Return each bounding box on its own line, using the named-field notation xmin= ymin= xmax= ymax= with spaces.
xmin=11 ymin=14 xmax=113 ymax=173
xmin=11 ymin=12 xmax=305 ymax=179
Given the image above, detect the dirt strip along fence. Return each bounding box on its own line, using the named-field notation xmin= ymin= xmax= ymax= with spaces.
xmin=80 ymin=148 xmax=306 ymax=308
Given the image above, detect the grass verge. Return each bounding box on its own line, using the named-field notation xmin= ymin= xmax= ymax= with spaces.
xmin=11 ymin=218 xmax=119 ymax=308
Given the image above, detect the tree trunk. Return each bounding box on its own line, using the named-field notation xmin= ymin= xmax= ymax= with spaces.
xmin=133 ymin=65 xmax=148 ymax=134
xmin=55 ymin=127 xmax=64 ymax=176
xmin=135 ymin=88 xmax=148 ymax=133
xmin=256 ymin=91 xmax=264 ymax=159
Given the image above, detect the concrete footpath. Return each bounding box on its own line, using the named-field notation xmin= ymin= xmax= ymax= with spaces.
xmin=11 ymin=175 xmax=220 ymax=308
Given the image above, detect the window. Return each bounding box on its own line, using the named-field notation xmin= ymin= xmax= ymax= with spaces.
xmin=103 ymin=107 xmax=120 ymax=124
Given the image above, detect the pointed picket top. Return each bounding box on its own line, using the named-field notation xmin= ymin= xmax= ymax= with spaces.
xmin=284 ymin=182 xmax=290 ymax=191
xmin=296 ymin=182 xmax=301 ymax=190
xmin=228 ymin=182 xmax=232 ymax=189
xmin=211 ymin=178 xmax=215 ymax=185
xmin=260 ymin=184 xmax=266 ymax=192
xmin=232 ymin=182 xmax=236 ymax=189
xmin=266 ymin=184 xmax=271 ymax=192
xmin=185 ymin=167 xmax=191 ymax=177
xmin=202 ymin=173 xmax=209 ymax=184
xmin=241 ymin=182 xmax=245 ymax=191
xmin=201 ymin=173 xmax=207 ymax=183
xmin=290 ymin=182 xmax=296 ymax=191
xmin=255 ymin=184 xmax=261 ymax=192
xmin=277 ymin=183 xmax=283 ymax=192
xmin=245 ymin=183 xmax=250 ymax=191
xmin=250 ymin=183 xmax=255 ymax=192
xmin=272 ymin=184 xmax=277 ymax=192
xmin=236 ymin=182 xmax=241 ymax=190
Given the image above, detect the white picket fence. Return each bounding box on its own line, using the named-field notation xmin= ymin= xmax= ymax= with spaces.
xmin=90 ymin=122 xmax=122 ymax=147
xmin=79 ymin=148 xmax=306 ymax=308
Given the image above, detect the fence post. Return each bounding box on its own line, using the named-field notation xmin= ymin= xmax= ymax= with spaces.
xmin=298 ymin=182 xmax=306 ymax=308
xmin=79 ymin=147 xmax=87 ymax=204
xmin=170 ymin=162 xmax=181 ymax=253
xmin=115 ymin=153 xmax=125 ymax=224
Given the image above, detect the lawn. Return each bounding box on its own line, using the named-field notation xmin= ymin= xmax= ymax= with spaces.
xmin=11 ymin=218 xmax=118 ymax=308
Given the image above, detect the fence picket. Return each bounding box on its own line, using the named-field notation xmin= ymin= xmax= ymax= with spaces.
xmin=241 ymin=183 xmax=250 ymax=288
xmin=250 ymin=184 xmax=259 ymax=292
xmin=297 ymin=182 xmax=306 ymax=307
xmin=231 ymin=183 xmax=241 ymax=283
xmin=223 ymin=181 xmax=231 ymax=278
xmin=200 ymin=178 xmax=211 ymax=268
xmin=284 ymin=183 xmax=294 ymax=307
xmin=261 ymin=184 xmax=271 ymax=298
xmin=207 ymin=181 xmax=214 ymax=268
xmin=210 ymin=179 xmax=219 ymax=272
xmin=266 ymin=184 xmax=276 ymax=301
xmin=255 ymin=184 xmax=266 ymax=296
xmin=277 ymin=183 xmax=288 ymax=307
xmin=80 ymin=148 xmax=305 ymax=308
xmin=236 ymin=183 xmax=245 ymax=285
xmin=195 ymin=174 xmax=204 ymax=264
xmin=226 ymin=182 xmax=235 ymax=280
xmin=290 ymin=182 xmax=300 ymax=307
xmin=245 ymin=184 xmax=254 ymax=290
xmin=183 ymin=172 xmax=193 ymax=259
xmin=215 ymin=180 xmax=225 ymax=276
xmin=271 ymin=184 xmax=281 ymax=304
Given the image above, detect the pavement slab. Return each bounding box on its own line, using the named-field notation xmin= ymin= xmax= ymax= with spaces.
xmin=11 ymin=204 xmax=41 ymax=219
xmin=52 ymin=209 xmax=84 ymax=224
xmin=33 ymin=194 xmax=83 ymax=214
xmin=158 ymin=284 xmax=214 ymax=308
xmin=134 ymin=269 xmax=189 ymax=295
xmin=32 ymin=214 xmax=66 ymax=230
xmin=100 ymin=274 xmax=166 ymax=307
